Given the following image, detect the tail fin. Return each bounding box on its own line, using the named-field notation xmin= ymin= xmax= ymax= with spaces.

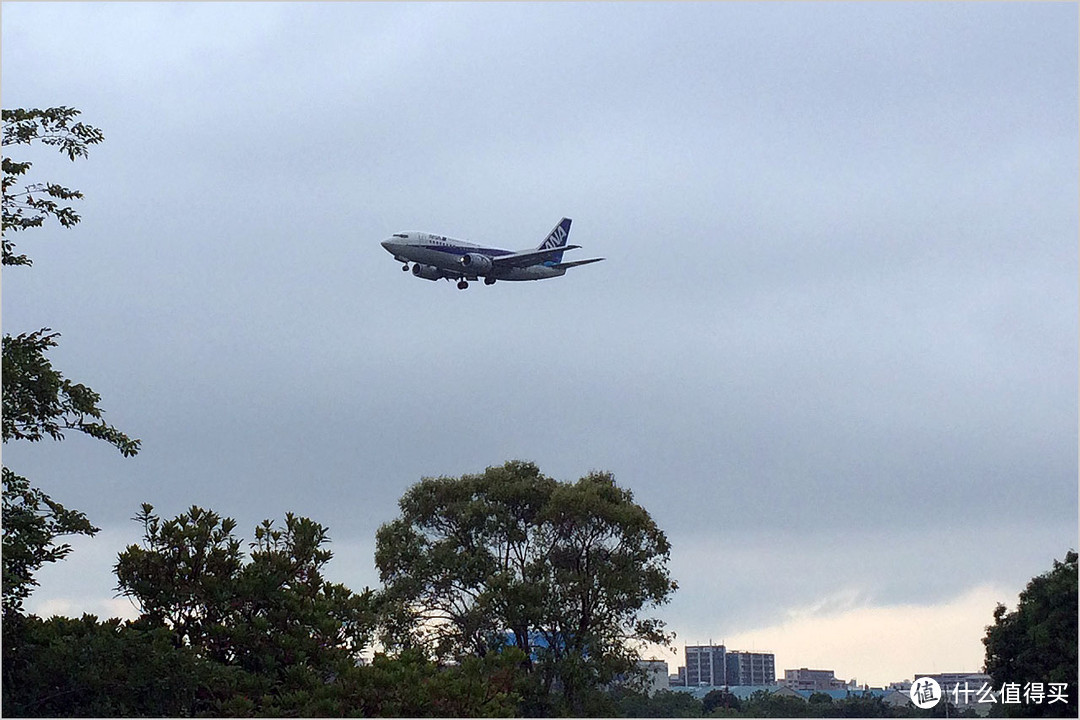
xmin=536 ymin=218 xmax=572 ymax=263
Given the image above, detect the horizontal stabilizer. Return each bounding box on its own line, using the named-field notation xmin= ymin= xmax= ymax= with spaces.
xmin=553 ymin=257 xmax=604 ymax=270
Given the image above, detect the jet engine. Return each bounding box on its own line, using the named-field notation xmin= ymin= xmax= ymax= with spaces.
xmin=459 ymin=253 xmax=493 ymax=274
xmin=412 ymin=264 xmax=443 ymax=281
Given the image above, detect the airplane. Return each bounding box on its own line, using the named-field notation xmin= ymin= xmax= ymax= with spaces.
xmin=380 ymin=217 xmax=603 ymax=289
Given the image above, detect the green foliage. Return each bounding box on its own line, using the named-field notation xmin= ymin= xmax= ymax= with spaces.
xmin=2 ymin=106 xmax=104 ymax=266
xmin=616 ymin=687 xmax=903 ymax=719
xmin=115 ymin=504 xmax=378 ymax=713
xmin=376 ymin=460 xmax=678 ymax=715
xmin=826 ymin=693 xmax=898 ymax=718
xmin=983 ymin=550 xmax=1078 ymax=718
xmin=620 ymin=689 xmax=914 ymax=719
xmin=1 ymin=105 xmax=136 ymax=621
xmin=335 ymin=649 xmax=526 ymax=718
xmin=1 ymin=613 xmax=234 ymax=717
xmin=1 ymin=469 xmax=98 ymax=616
xmin=740 ymin=689 xmax=818 ymax=718
xmin=3 ymin=608 xmax=528 ymax=717
xmin=2 ymin=329 xmax=140 ymax=456
xmin=703 ymin=688 xmax=742 ymax=713
xmin=230 ymin=513 xmax=377 ymax=682
xmin=114 ymin=504 xmax=242 ymax=650
xmin=614 ymin=688 xmax=704 ymax=717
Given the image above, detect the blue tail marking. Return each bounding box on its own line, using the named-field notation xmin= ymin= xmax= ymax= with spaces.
xmin=537 ymin=218 xmax=572 ymax=265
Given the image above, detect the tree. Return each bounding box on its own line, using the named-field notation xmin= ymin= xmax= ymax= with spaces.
xmin=113 ymin=504 xmax=243 ymax=652
xmin=1 ymin=614 xmax=232 ymax=717
xmin=614 ymin=688 xmax=704 ymax=717
xmin=12 ymin=500 xmax=529 ymax=717
xmin=739 ymin=689 xmax=815 ymax=718
xmin=333 ymin=649 xmax=527 ymax=718
xmin=227 ymin=512 xmax=376 ymax=682
xmin=2 ymin=106 xmax=104 ymax=266
xmin=831 ymin=693 xmax=904 ymax=718
xmin=376 ymin=460 xmax=678 ymax=715
xmin=1 ymin=469 xmax=98 ymax=617
xmin=703 ymin=688 xmax=742 ymax=714
xmin=2 ymin=106 xmax=137 ymax=618
xmin=3 ymin=330 xmax=140 ymax=456
xmin=114 ymin=504 xmax=377 ymax=712
xmin=983 ymin=550 xmax=1078 ymax=718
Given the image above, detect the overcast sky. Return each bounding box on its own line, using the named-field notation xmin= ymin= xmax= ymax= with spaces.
xmin=3 ymin=2 xmax=1076 ymax=686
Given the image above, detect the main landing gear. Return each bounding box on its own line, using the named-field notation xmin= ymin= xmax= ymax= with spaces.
xmin=402 ymin=263 xmax=409 ymax=271
xmin=457 ymin=277 xmax=494 ymax=289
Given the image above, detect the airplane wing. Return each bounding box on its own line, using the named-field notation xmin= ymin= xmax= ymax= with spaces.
xmin=489 ymin=245 xmax=582 ymax=268
xmin=553 ymin=257 xmax=604 ymax=270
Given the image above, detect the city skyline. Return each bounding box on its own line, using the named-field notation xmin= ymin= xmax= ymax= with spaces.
xmin=654 ymin=639 xmax=989 ymax=690
xmin=646 ymin=581 xmax=1007 ymax=687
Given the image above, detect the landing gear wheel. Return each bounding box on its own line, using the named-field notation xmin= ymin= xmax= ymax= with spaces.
xmin=457 ymin=280 xmax=469 ymax=290
xmin=484 ymin=277 xmax=496 ymax=285
xmin=402 ymin=263 xmax=409 ymax=271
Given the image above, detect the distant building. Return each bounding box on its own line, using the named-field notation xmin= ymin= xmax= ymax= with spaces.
xmin=684 ymin=644 xmax=728 ymax=686
xmin=727 ymin=651 xmax=776 ymax=686
xmin=680 ymin=644 xmax=776 ymax=687
xmin=915 ymin=672 xmax=993 ymax=690
xmin=782 ymin=668 xmax=850 ymax=692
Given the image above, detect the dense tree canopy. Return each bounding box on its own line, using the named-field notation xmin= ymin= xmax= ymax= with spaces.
xmin=2 ymin=614 xmax=228 ymax=717
xmin=3 ymin=614 xmax=528 ymax=718
xmin=983 ymin=550 xmax=1078 ymax=718
xmin=115 ymin=505 xmax=377 ymax=687
xmin=376 ymin=461 xmax=678 ymax=715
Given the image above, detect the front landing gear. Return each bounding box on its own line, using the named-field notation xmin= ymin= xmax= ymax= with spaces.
xmin=457 ymin=280 xmax=469 ymax=290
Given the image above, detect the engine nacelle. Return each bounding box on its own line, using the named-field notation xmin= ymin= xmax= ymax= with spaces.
xmin=412 ymin=264 xmax=443 ymax=281
xmin=459 ymin=253 xmax=493 ymax=274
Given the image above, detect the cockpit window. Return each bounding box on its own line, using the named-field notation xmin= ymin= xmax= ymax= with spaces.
xmin=393 ymin=233 xmax=408 ymax=238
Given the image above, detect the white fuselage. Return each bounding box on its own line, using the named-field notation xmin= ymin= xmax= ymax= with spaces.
xmin=380 ymin=232 xmax=565 ymax=282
